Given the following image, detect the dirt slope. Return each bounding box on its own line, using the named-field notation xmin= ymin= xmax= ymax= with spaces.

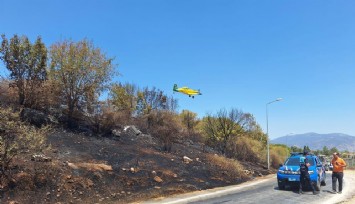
xmin=0 ymin=128 xmax=270 ymax=204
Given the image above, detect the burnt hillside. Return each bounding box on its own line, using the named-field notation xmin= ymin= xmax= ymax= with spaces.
xmin=0 ymin=125 xmax=270 ymax=204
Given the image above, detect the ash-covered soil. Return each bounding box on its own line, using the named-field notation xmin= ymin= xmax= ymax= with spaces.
xmin=0 ymin=128 xmax=271 ymax=204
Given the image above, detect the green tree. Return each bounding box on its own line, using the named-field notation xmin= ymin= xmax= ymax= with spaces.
xmin=110 ymin=82 xmax=137 ymax=113
xmin=49 ymin=39 xmax=115 ymax=127
xmin=0 ymin=34 xmax=47 ymax=107
xmin=322 ymin=146 xmax=330 ymax=156
xmin=203 ymin=108 xmax=249 ymax=155
xmin=329 ymin=147 xmax=339 ymax=154
xmin=242 ymin=113 xmax=267 ymax=145
xmin=290 ymin=145 xmax=302 ymax=153
xmin=313 ymin=150 xmax=321 ymax=156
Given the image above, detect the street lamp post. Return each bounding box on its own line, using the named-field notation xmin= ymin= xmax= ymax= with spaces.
xmin=266 ymin=98 xmax=283 ymax=170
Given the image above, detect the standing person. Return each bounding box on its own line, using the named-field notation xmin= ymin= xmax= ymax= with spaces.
xmin=299 ymin=151 xmax=317 ymax=195
xmin=331 ymin=152 xmax=347 ymax=194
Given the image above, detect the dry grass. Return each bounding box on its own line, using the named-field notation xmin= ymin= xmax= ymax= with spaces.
xmin=270 ymin=146 xmax=289 ymax=168
xmin=206 ymin=154 xmax=247 ymax=179
xmin=270 ymin=152 xmax=284 ymax=169
xmin=226 ymin=136 xmax=264 ymax=163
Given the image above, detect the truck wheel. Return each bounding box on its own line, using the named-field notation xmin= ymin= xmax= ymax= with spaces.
xmin=278 ymin=182 xmax=285 ymax=190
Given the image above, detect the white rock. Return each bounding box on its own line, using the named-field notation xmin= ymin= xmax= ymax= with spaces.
xmin=183 ymin=156 xmax=193 ymax=163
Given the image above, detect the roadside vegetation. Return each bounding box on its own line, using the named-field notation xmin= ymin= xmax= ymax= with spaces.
xmin=1 ymin=33 xmax=339 ymax=203
xmin=0 ymin=34 xmax=273 ymax=164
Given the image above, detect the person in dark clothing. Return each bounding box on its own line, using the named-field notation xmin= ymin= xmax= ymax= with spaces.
xmin=299 ymin=152 xmax=317 ymax=195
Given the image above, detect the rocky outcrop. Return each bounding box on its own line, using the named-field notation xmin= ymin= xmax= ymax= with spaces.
xmin=124 ymin=125 xmax=142 ymax=136
xmin=66 ymin=162 xmax=113 ymax=172
xmin=31 ymin=154 xmax=52 ymax=162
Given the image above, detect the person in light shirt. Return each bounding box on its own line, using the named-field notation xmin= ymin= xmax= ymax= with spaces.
xmin=331 ymin=152 xmax=347 ymax=194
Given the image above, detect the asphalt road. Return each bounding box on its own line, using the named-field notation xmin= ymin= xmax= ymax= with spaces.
xmin=142 ymin=170 xmax=355 ymax=204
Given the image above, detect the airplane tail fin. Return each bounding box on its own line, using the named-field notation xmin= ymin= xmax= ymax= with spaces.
xmin=173 ymin=84 xmax=178 ymax=92
xmin=198 ymin=89 xmax=202 ymax=95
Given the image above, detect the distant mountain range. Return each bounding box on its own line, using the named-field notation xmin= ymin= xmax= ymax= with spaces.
xmin=271 ymin=132 xmax=355 ymax=152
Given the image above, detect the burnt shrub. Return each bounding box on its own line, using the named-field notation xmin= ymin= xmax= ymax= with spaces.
xmin=0 ymin=78 xmax=18 ymax=108
xmin=147 ymin=111 xmax=181 ymax=152
xmin=82 ymin=105 xmax=131 ymax=136
xmin=20 ymin=108 xmax=51 ymax=128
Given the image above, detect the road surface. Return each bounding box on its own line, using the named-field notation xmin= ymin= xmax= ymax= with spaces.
xmin=141 ymin=170 xmax=355 ymax=204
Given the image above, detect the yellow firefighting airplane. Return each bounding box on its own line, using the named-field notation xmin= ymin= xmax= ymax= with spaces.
xmin=173 ymin=84 xmax=202 ymax=98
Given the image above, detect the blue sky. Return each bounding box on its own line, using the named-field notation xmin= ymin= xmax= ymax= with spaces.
xmin=1 ymin=0 xmax=355 ymax=139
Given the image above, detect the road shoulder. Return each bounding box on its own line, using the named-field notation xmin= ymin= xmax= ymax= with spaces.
xmin=321 ymin=170 xmax=355 ymax=204
xmin=138 ymin=174 xmax=276 ymax=204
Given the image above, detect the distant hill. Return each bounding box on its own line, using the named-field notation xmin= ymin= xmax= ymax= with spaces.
xmin=271 ymin=132 xmax=355 ymax=152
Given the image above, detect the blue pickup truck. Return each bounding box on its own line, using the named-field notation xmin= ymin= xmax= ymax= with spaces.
xmin=277 ymin=152 xmax=326 ymax=191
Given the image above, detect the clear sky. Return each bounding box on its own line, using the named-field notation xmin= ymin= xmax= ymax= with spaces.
xmin=1 ymin=0 xmax=355 ymax=139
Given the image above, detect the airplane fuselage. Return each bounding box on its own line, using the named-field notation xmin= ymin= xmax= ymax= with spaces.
xmin=173 ymin=84 xmax=201 ymax=98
